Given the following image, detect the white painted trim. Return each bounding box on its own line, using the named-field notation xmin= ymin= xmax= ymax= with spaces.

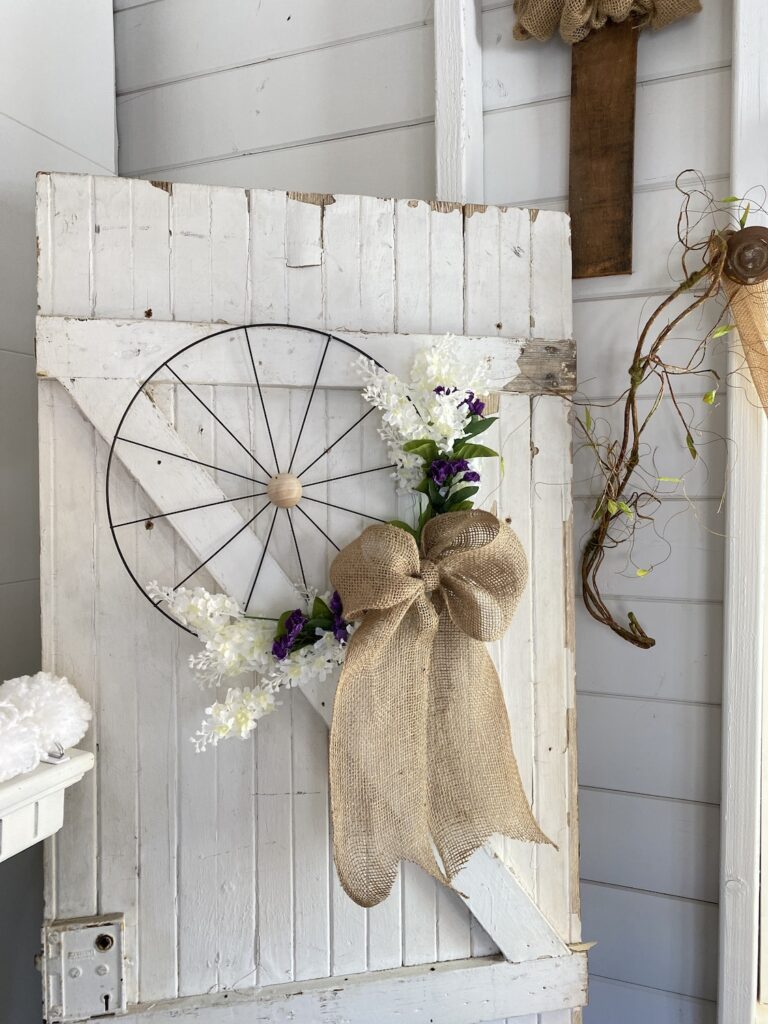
xmin=719 ymin=2 xmax=768 ymax=1021
xmin=0 ymin=750 xmax=94 ymax=862
xmin=112 ymin=952 xmax=587 ymax=1024
xmin=434 ymin=0 xmax=484 ymax=204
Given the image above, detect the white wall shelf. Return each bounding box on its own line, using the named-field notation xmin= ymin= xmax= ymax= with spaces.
xmin=0 ymin=750 xmax=94 ymax=863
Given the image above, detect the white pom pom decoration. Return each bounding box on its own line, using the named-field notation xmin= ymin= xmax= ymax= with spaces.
xmin=0 ymin=673 xmax=92 ymax=784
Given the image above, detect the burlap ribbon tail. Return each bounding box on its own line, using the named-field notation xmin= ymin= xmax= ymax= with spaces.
xmin=329 ymin=509 xmax=550 ymax=909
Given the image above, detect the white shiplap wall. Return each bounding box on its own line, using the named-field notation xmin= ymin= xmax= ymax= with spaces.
xmin=0 ymin=3 xmax=116 ymax=1022
xmin=114 ymin=2 xmax=728 ymax=1021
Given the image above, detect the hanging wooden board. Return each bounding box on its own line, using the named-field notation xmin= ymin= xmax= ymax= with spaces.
xmin=569 ymin=18 xmax=639 ymax=278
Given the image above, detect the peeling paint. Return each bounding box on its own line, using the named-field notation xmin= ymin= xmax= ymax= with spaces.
xmin=150 ymin=180 xmax=173 ymax=194
xmin=287 ymin=191 xmax=335 ymax=207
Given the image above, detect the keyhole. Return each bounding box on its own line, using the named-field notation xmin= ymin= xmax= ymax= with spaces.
xmin=103 ymin=994 xmax=110 ymax=1012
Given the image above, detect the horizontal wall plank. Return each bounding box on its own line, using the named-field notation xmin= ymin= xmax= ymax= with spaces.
xmin=140 ymin=124 xmax=436 ymax=203
xmin=578 ymin=693 xmax=721 ymax=803
xmin=573 ymin=496 xmax=725 ymax=603
xmin=0 ymin=579 xmax=40 ymax=680
xmin=585 ymin=975 xmax=716 ymax=1024
xmin=482 ymin=1 xmax=731 ymax=112
xmin=484 ymin=68 xmax=729 ymax=205
xmin=573 ymin=392 xmax=726 ymax=500
xmin=580 ymin=788 xmax=720 ymax=902
xmin=117 ymin=26 xmax=434 ymax=174
xmin=115 ymin=0 xmax=434 ymax=93
xmin=0 ymin=1 xmax=116 ymax=170
xmin=581 ymin=882 xmax=718 ymax=1000
xmin=0 ymin=352 xmax=39 ymax=585
xmin=574 ymin=293 xmax=729 ymax=400
xmin=575 ymin=598 xmax=723 ymax=705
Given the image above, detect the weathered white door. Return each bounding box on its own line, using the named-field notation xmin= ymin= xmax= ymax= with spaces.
xmin=37 ymin=172 xmax=584 ymax=1022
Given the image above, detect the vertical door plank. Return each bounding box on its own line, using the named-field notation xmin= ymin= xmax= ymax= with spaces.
xmin=322 ymin=195 xmax=368 ymax=975
xmin=360 ymin=196 xmax=395 ymax=333
xmin=131 ymin=179 xmax=171 ymax=321
xmin=42 ymin=385 xmax=99 ymax=917
xmin=429 ymin=199 xmax=472 ymax=962
xmin=530 ymin=207 xmax=575 ymax=952
xmin=392 ymin=196 xmax=438 ymax=968
xmin=170 ymin=184 xmax=213 ymax=323
xmin=212 ymin=386 xmax=258 ymax=992
xmin=249 ymin=189 xmax=288 ymax=324
xmin=283 ymin=204 xmax=332 ymax=981
xmin=210 ymin=186 xmax=249 ymax=325
xmin=286 ymin=195 xmax=324 ymax=328
xmin=49 ymin=174 xmax=93 ymax=316
xmin=93 ymin=176 xmax=134 ymax=317
xmin=94 ymin=439 xmax=140 ymax=1004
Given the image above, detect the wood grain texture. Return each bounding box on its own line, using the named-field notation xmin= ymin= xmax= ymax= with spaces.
xmin=569 ymin=19 xmax=638 ymax=278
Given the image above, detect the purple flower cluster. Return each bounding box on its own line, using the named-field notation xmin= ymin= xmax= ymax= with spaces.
xmin=434 ymin=384 xmax=458 ymax=396
xmin=329 ymin=591 xmax=349 ymax=644
xmin=428 ymin=458 xmax=480 ymax=487
xmin=272 ymin=608 xmax=307 ymax=660
xmin=460 ymin=390 xmax=485 ymax=417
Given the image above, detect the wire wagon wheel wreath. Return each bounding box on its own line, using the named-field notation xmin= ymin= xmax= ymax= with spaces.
xmin=105 ymin=326 xmax=503 ymax=750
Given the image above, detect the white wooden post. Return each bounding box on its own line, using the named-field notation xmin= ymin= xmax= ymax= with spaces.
xmin=719 ymin=1 xmax=768 ymax=1021
xmin=434 ymin=0 xmax=485 ymax=205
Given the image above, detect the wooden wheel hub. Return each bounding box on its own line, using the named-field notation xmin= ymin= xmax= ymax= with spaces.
xmin=267 ymin=472 xmax=303 ymax=508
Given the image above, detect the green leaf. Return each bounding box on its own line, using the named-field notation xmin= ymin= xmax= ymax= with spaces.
xmin=449 ymin=500 xmax=475 ymax=511
xmin=703 ymin=389 xmax=717 ymax=405
xmin=636 ymin=568 xmax=651 ymax=578
xmin=606 ymin=499 xmax=619 ymax=515
xmin=274 ymin=608 xmax=292 ymax=639
xmin=402 ymin=439 xmax=439 ymax=461
xmin=617 ymin=501 xmax=634 ymax=518
xmin=414 ymin=478 xmax=430 ymax=494
xmin=311 ymin=596 xmax=331 ymax=619
xmin=740 ymin=202 xmax=751 ymax=227
xmin=454 ymin=442 xmax=499 ymax=460
xmin=712 ymin=323 xmax=734 ymax=338
xmin=445 ymin=485 xmax=479 ymax=509
xmin=460 ymin=417 xmax=497 ymax=439
xmin=388 ymin=519 xmax=418 ymax=538
xmin=686 ymin=432 xmax=698 ymax=460
xmin=427 ymin=479 xmax=443 ymax=508
xmin=720 ymin=195 xmax=739 ymax=203
xmin=584 ymin=407 xmax=593 ymax=432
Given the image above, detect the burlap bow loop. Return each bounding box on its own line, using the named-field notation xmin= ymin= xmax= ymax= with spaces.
xmin=328 ymin=509 xmax=549 ymax=909
xmin=512 ymin=0 xmax=700 ymax=43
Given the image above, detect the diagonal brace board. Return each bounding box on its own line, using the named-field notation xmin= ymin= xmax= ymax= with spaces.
xmin=46 ymin=328 xmax=571 ymax=964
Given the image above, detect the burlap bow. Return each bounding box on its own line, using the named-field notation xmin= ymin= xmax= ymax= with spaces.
xmin=329 ymin=509 xmax=549 ymax=908
xmin=513 ymin=0 xmax=700 ymax=43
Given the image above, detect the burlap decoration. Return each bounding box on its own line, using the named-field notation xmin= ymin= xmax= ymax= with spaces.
xmin=722 ymin=277 xmax=768 ymax=416
xmin=513 ymin=0 xmax=700 ymax=43
xmin=329 ymin=509 xmax=549 ymax=909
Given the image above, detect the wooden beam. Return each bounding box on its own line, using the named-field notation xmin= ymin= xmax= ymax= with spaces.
xmin=569 ymin=18 xmax=638 ymax=278
xmin=36 ymin=317 xmax=577 ymax=394
xmin=719 ymin=1 xmax=768 ymax=1020
xmin=112 ymin=952 xmax=587 ymax=1024
xmin=434 ymin=0 xmax=485 ymax=204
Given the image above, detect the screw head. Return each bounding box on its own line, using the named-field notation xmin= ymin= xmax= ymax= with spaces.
xmin=68 ymin=966 xmax=82 ymax=979
xmin=96 ymin=963 xmax=109 ymax=976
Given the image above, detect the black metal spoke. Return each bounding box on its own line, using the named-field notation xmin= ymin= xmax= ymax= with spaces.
xmin=114 ymin=491 xmax=267 ymax=528
xmin=301 ymin=494 xmax=387 ymax=523
xmin=167 ymin=365 xmax=272 ymax=479
xmin=174 ymin=501 xmax=271 ymax=590
xmin=244 ymin=327 xmax=281 ymax=475
xmin=116 ymin=437 xmax=269 ymax=486
xmin=244 ymin=506 xmax=280 ymax=611
xmin=294 ymin=504 xmax=341 ymax=551
xmin=287 ymin=334 xmax=331 ymax=473
xmin=301 ymin=464 xmax=394 ymax=488
xmin=296 ymin=406 xmax=376 ymax=478
xmin=285 ymin=508 xmax=307 ymax=591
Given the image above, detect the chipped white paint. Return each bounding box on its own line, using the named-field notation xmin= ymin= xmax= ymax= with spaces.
xmin=36 ymin=174 xmax=579 ymax=1020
